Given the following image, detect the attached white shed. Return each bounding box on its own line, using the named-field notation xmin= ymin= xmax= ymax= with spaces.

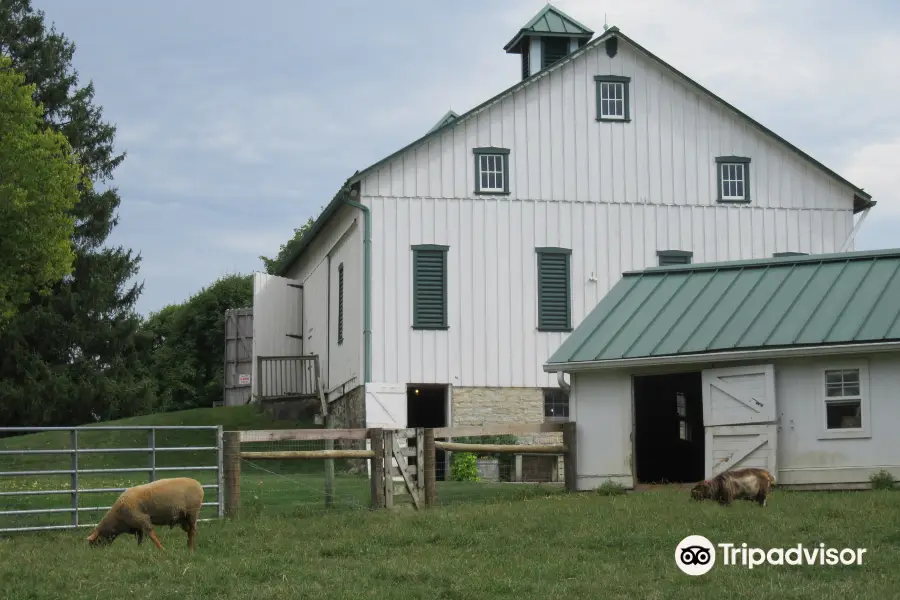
xmin=543 ymin=249 xmax=900 ymax=490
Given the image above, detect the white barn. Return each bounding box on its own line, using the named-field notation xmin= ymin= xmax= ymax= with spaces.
xmin=250 ymin=5 xmax=875 ymax=477
xmin=543 ymin=249 xmax=900 ymax=490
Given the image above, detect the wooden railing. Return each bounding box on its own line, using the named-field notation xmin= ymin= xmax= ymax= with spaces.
xmin=256 ymin=355 xmax=320 ymax=401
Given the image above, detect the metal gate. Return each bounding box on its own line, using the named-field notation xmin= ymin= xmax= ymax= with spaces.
xmin=0 ymin=426 xmax=224 ymax=534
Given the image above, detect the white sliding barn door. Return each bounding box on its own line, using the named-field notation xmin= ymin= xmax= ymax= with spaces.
xmin=701 ymin=364 xmax=778 ymax=478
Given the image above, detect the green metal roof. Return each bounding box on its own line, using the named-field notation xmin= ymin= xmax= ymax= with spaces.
xmin=546 ymin=249 xmax=900 ymax=367
xmin=504 ymin=5 xmax=594 ymax=53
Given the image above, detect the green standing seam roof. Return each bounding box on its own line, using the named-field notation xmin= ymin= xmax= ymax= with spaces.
xmin=545 ymin=249 xmax=900 ymax=366
xmin=503 ymin=4 xmax=594 ymax=53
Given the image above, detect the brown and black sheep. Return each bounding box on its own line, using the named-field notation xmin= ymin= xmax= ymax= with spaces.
xmin=86 ymin=477 xmax=204 ymax=551
xmin=690 ymin=467 xmax=776 ymax=506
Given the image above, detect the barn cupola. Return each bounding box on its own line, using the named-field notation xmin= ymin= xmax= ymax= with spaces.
xmin=503 ymin=4 xmax=594 ymax=81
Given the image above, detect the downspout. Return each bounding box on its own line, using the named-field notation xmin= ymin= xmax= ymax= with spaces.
xmin=557 ymin=370 xmax=570 ymax=392
xmin=341 ymin=185 xmax=371 ymax=383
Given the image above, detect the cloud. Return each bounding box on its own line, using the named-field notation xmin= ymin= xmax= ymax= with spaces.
xmin=42 ymin=0 xmax=900 ymax=315
xmin=842 ymin=138 xmax=900 ymax=218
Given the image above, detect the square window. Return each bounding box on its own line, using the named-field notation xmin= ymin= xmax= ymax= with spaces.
xmin=819 ymin=365 xmax=870 ymax=439
xmin=473 ymin=148 xmax=510 ymax=195
xmin=594 ymin=75 xmax=631 ymax=122
xmin=543 ymin=387 xmax=569 ymax=422
xmin=715 ymin=156 xmax=751 ymax=203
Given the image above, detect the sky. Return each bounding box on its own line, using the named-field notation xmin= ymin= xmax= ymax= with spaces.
xmin=34 ymin=0 xmax=900 ymax=317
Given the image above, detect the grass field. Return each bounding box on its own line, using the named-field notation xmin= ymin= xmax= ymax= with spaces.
xmin=0 ymin=406 xmax=565 ymax=531
xmin=2 ymin=408 xmax=896 ymax=598
xmin=0 ymin=485 xmax=896 ymax=599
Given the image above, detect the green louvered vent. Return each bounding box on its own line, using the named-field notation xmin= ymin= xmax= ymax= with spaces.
xmin=537 ymin=250 xmax=571 ymax=330
xmin=337 ymin=262 xmax=344 ymax=345
xmin=522 ymin=44 xmax=530 ymax=80
xmin=413 ymin=248 xmax=447 ymax=329
xmin=658 ymin=253 xmax=692 ymax=266
xmin=542 ymin=37 xmax=569 ymax=69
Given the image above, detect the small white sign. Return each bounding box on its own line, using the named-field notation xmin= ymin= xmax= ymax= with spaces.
xmin=238 ymin=374 xmax=251 ymax=385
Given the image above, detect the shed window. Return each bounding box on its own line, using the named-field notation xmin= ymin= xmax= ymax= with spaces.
xmin=676 ymin=392 xmax=691 ymax=441
xmin=412 ymin=245 xmax=448 ymax=330
xmin=543 ymin=387 xmax=569 ymax=422
xmin=824 ymin=369 xmax=862 ymax=429
xmin=819 ymin=363 xmax=871 ymax=440
xmin=473 ymin=147 xmax=510 ymax=195
xmin=536 ymin=248 xmax=572 ymax=331
xmin=715 ymin=156 xmax=751 ymax=203
xmin=594 ymin=75 xmax=631 ymax=122
xmin=337 ymin=262 xmax=344 ymax=345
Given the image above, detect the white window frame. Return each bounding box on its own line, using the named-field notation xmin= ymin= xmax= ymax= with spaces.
xmin=599 ymin=81 xmax=625 ymax=120
xmin=720 ymin=162 xmax=747 ymax=200
xmin=478 ymin=154 xmax=505 ymax=192
xmin=817 ymin=361 xmax=871 ymax=440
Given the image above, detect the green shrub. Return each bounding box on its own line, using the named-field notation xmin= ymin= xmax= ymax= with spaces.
xmin=452 ymin=434 xmax=519 ymax=481
xmin=450 ymin=452 xmax=479 ymax=482
xmin=596 ymin=479 xmax=627 ymax=496
xmin=870 ymin=469 xmax=896 ymax=490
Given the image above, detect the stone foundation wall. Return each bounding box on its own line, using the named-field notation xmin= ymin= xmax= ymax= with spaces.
xmin=450 ymin=386 xmax=565 ymax=482
xmin=328 ymin=385 xmax=367 ymax=473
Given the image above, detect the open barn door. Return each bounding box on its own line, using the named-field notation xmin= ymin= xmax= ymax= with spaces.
xmin=701 ymin=364 xmax=777 ymax=479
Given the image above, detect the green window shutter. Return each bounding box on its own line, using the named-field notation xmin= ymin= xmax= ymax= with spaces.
xmin=412 ymin=245 xmax=448 ymax=330
xmin=537 ymin=248 xmax=571 ymax=331
xmin=337 ymin=262 xmax=344 ymax=345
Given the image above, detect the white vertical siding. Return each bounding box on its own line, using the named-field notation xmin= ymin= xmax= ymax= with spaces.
xmin=569 ymin=352 xmax=900 ymax=489
xmin=361 ymin=38 xmax=860 ymax=212
xmin=367 ymin=196 xmax=851 ymax=387
xmin=251 ymin=273 xmax=303 ymax=398
xmin=775 ymin=353 xmax=900 ymax=486
xmin=353 ymin=33 xmax=862 ymax=388
xmin=570 ymin=370 xmax=634 ymax=490
xmin=282 ymin=204 xmax=363 ymax=393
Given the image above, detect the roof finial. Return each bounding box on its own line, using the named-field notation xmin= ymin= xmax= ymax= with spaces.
xmin=603 ymin=13 xmax=608 ymax=30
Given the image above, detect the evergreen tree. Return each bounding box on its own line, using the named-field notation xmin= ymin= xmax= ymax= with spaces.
xmin=0 ymin=0 xmax=157 ymax=427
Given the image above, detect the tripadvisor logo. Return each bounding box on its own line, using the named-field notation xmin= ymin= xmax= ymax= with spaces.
xmin=675 ymin=535 xmax=867 ymax=575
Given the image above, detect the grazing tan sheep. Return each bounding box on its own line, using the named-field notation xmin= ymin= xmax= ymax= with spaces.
xmin=86 ymin=477 xmax=204 ymax=551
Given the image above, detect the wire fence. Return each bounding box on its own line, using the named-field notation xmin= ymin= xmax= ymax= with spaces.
xmin=236 ymin=437 xmax=372 ymax=518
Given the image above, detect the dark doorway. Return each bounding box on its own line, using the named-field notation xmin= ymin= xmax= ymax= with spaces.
xmin=406 ymin=384 xmax=449 ymax=481
xmin=633 ymin=372 xmax=704 ymax=484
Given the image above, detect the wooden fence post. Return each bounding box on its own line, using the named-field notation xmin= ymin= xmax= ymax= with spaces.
xmin=382 ymin=430 xmax=395 ymax=509
xmin=563 ymin=421 xmax=577 ymax=492
xmin=223 ymin=431 xmax=241 ymax=517
xmin=416 ymin=428 xmax=425 ymax=502
xmin=423 ymin=428 xmax=436 ymax=508
xmin=323 ymin=411 xmax=334 ymax=509
xmin=369 ymin=428 xmax=384 ymax=509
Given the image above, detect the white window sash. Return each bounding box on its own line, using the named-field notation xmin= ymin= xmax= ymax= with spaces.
xmin=599 ymin=82 xmax=625 ymax=119
xmin=479 ymin=154 xmax=505 ymax=191
xmin=720 ymin=163 xmax=746 ymax=200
